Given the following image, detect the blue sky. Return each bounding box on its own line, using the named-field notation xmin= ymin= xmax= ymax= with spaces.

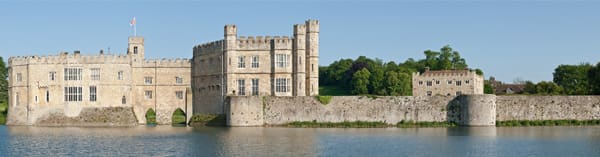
xmin=1 ymin=0 xmax=599 ymax=83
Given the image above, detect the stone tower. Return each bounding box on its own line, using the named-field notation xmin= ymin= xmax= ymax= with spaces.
xmin=128 ymin=36 xmax=145 ymax=65
xmin=293 ymin=24 xmax=307 ymax=96
xmin=305 ymin=20 xmax=319 ymax=96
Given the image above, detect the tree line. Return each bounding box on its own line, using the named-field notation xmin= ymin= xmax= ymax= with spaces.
xmin=319 ymin=45 xmax=483 ymax=96
xmin=519 ymin=63 xmax=600 ymax=95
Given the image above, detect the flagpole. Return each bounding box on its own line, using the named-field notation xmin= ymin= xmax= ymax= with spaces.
xmin=134 ymin=23 xmax=137 ymax=36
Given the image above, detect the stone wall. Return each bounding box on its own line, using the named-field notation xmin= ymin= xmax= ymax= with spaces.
xmin=7 ymin=104 xmax=137 ymax=126
xmin=226 ymin=95 xmax=600 ymax=127
xmin=496 ymin=96 xmax=600 ymax=121
xmin=226 ymin=96 xmax=464 ymax=126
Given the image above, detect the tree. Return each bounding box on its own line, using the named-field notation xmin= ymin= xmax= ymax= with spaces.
xmin=588 ymin=62 xmax=600 ymax=95
xmin=553 ymin=64 xmax=592 ymax=95
xmin=535 ymin=81 xmax=563 ymax=95
xmin=523 ymin=81 xmax=537 ymax=94
xmin=0 ymin=57 xmax=7 ymax=103
xmin=484 ymin=81 xmax=494 ymax=94
xmin=351 ymin=68 xmax=370 ymax=95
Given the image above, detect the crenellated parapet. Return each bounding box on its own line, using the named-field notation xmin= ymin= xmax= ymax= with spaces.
xmin=237 ymin=36 xmax=293 ymax=50
xmin=8 ymin=52 xmax=131 ymax=66
xmin=413 ymin=69 xmax=479 ymax=77
xmin=193 ymin=40 xmax=224 ymax=56
xmin=142 ymin=58 xmax=191 ymax=68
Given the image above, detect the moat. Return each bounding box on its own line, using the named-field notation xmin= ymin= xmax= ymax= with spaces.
xmin=0 ymin=126 xmax=599 ymax=156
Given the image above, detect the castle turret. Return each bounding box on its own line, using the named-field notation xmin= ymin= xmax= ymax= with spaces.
xmin=293 ymin=24 xmax=307 ymax=96
xmin=305 ymin=20 xmax=319 ymax=96
xmin=128 ymin=36 xmax=145 ymax=65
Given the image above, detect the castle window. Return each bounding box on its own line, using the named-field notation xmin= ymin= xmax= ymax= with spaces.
xmin=176 ymin=77 xmax=183 ymax=84
xmin=456 ymin=80 xmax=462 ymax=86
xmin=122 ymin=96 xmax=126 ymax=104
xmin=426 ymin=81 xmax=432 ymax=86
xmin=276 ymin=54 xmax=289 ymax=68
xmin=145 ymin=91 xmax=153 ymax=99
xmin=312 ymin=64 xmax=314 ymax=72
xmin=90 ymin=86 xmax=97 ymax=102
xmin=448 ymin=80 xmax=452 ymax=84
xmin=251 ymin=78 xmax=259 ymax=96
xmin=456 ymin=91 xmax=462 ymax=96
xmin=299 ymin=56 xmax=302 ymax=65
xmin=35 ymin=96 xmax=38 ymax=103
xmin=238 ymin=56 xmax=246 ymax=68
xmin=134 ymin=46 xmax=138 ymax=54
xmin=64 ymin=68 xmax=82 ymax=81
xmin=418 ymin=81 xmax=423 ymax=85
xmin=64 ymin=86 xmax=83 ymax=102
xmin=427 ymin=91 xmax=432 ymax=96
xmin=15 ymin=92 xmax=19 ymax=107
xmin=465 ymin=80 xmax=470 ymax=84
xmin=48 ymin=72 xmax=56 ymax=81
xmin=275 ymin=78 xmax=290 ymax=93
xmin=237 ymin=79 xmax=246 ymax=96
xmin=436 ymin=80 xmax=440 ymax=85
xmin=118 ymin=71 xmax=124 ymax=80
xmin=90 ymin=68 xmax=100 ymax=81
xmin=176 ymin=91 xmax=184 ymax=100
xmin=46 ymin=90 xmax=50 ymax=102
xmin=145 ymin=77 xmax=153 ymax=85
xmin=16 ymin=73 xmax=22 ymax=82
xmin=251 ymin=56 xmax=259 ymax=68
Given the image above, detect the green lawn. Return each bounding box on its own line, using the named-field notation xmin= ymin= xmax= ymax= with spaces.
xmin=319 ymin=86 xmax=352 ymax=96
xmin=0 ymin=102 xmax=7 ymax=125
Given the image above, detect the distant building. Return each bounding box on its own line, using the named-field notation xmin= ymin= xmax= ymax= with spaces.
xmin=7 ymin=36 xmax=192 ymax=125
xmin=489 ymin=77 xmax=525 ymax=94
xmin=412 ymin=68 xmax=484 ymax=96
xmin=192 ymin=20 xmax=320 ymax=114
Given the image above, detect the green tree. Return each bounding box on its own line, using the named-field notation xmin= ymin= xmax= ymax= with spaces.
xmin=351 ymin=68 xmax=370 ymax=95
xmin=553 ymin=64 xmax=592 ymax=95
xmin=535 ymin=81 xmax=563 ymax=95
xmin=0 ymin=57 xmax=7 ymax=103
xmin=384 ymin=71 xmax=411 ymax=96
xmin=523 ymin=81 xmax=537 ymax=94
xmin=484 ymin=81 xmax=494 ymax=94
xmin=588 ymin=62 xmax=600 ymax=95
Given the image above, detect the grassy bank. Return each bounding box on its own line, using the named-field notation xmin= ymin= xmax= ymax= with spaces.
xmin=0 ymin=102 xmax=6 ymax=125
xmin=496 ymin=120 xmax=600 ymax=127
xmin=188 ymin=114 xmax=226 ymax=127
xmin=286 ymin=120 xmax=457 ymax=128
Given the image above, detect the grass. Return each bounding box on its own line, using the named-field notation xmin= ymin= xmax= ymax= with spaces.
xmin=287 ymin=120 xmax=388 ymax=128
xmin=0 ymin=102 xmax=6 ymax=125
xmin=189 ymin=114 xmax=226 ymax=127
xmin=171 ymin=108 xmax=187 ymax=125
xmin=286 ymin=120 xmax=458 ymax=128
xmin=145 ymin=108 xmax=157 ymax=125
xmin=319 ymin=86 xmax=351 ymax=96
xmin=315 ymin=96 xmax=333 ymax=105
xmin=496 ymin=119 xmax=600 ymax=127
xmin=396 ymin=120 xmax=457 ymax=128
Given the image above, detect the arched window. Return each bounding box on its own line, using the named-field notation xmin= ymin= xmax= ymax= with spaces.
xmin=133 ymin=46 xmax=138 ymax=54
xmin=122 ymin=96 xmax=126 ymax=105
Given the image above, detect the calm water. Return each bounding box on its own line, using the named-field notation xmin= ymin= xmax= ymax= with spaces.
xmin=0 ymin=126 xmax=599 ymax=157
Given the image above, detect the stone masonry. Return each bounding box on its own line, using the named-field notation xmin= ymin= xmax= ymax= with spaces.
xmin=192 ymin=19 xmax=320 ymax=115
xmin=412 ymin=68 xmax=484 ymax=96
xmin=6 ymin=36 xmax=192 ymax=125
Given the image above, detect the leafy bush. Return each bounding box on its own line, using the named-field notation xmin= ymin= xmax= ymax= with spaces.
xmin=145 ymin=108 xmax=157 ymax=125
xmin=315 ymin=96 xmax=333 ymax=105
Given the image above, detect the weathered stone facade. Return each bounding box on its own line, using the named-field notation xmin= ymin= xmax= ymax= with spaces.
xmin=192 ymin=20 xmax=320 ymax=115
xmin=412 ymin=69 xmax=484 ymax=96
xmin=6 ymin=36 xmax=192 ymax=125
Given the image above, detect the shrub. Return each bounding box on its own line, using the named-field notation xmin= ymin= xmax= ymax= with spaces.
xmin=315 ymin=96 xmax=333 ymax=105
xmin=145 ymin=108 xmax=157 ymax=125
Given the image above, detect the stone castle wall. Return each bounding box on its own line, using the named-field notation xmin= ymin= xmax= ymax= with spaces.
xmin=226 ymin=95 xmax=600 ymax=127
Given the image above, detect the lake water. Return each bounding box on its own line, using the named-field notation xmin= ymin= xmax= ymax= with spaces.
xmin=0 ymin=125 xmax=599 ymax=157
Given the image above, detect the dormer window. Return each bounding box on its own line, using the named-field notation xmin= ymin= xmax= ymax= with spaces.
xmin=133 ymin=46 xmax=138 ymax=54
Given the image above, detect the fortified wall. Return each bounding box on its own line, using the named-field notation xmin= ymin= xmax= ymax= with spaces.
xmin=225 ymin=95 xmax=599 ymax=127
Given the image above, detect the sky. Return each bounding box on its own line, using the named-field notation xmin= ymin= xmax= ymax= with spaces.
xmin=1 ymin=0 xmax=599 ymax=83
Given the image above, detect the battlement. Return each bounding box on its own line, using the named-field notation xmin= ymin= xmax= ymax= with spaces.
xmin=8 ymin=52 xmax=131 ymax=66
xmin=294 ymin=24 xmax=306 ymax=35
xmin=237 ymin=36 xmax=292 ymax=50
xmin=413 ymin=69 xmax=480 ymax=78
xmin=142 ymin=58 xmax=191 ymax=68
xmin=193 ymin=40 xmax=224 ymax=56
xmin=306 ymin=19 xmax=319 ymax=33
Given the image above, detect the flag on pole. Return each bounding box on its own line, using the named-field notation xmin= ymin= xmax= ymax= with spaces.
xmin=130 ymin=17 xmax=137 ymax=36
xmin=130 ymin=17 xmax=136 ymax=27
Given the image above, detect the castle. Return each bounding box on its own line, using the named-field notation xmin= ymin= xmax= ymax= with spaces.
xmin=6 ymin=36 xmax=192 ymax=125
xmin=192 ymin=20 xmax=320 ymax=114
xmin=412 ymin=68 xmax=484 ymax=96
